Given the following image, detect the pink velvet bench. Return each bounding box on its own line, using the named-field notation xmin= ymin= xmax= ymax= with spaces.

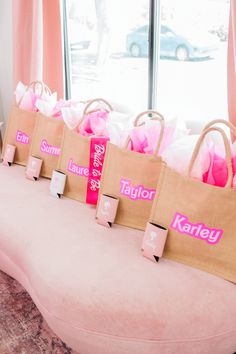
xmin=0 ymin=164 xmax=235 ymax=354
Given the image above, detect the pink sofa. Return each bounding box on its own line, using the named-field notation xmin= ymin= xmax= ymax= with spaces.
xmin=0 ymin=164 xmax=235 ymax=354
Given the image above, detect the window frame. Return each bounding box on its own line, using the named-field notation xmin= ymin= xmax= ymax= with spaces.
xmin=148 ymin=0 xmax=161 ymax=110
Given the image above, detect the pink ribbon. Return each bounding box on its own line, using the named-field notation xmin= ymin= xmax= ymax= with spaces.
xmin=86 ymin=136 xmax=109 ymax=205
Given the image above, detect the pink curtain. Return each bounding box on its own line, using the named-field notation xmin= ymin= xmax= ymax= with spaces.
xmin=13 ymin=0 xmax=64 ymax=98
xmin=228 ymin=0 xmax=236 ymax=136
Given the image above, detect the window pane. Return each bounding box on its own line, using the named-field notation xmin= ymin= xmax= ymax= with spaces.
xmin=157 ymin=0 xmax=230 ymax=125
xmin=67 ymin=0 xmax=149 ymax=111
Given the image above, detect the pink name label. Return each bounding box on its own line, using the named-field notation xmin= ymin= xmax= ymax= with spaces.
xmin=170 ymin=212 xmax=223 ymax=245
xmin=40 ymin=139 xmax=61 ymax=156
xmin=120 ymin=178 xmax=156 ymax=201
xmin=67 ymin=159 xmax=89 ymax=177
xmin=16 ymin=130 xmax=30 ymax=144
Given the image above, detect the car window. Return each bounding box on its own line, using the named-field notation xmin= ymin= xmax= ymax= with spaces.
xmin=137 ymin=25 xmax=148 ymax=33
xmin=161 ymin=25 xmax=174 ymax=35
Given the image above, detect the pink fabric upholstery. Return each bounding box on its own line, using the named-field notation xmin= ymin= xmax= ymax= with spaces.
xmin=0 ymin=165 xmax=235 ymax=354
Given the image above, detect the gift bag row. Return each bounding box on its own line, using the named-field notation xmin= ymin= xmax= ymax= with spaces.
xmin=2 ymin=81 xmax=236 ymax=283
xmin=2 ymin=81 xmax=185 ymax=204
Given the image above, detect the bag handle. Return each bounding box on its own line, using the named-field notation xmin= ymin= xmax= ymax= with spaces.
xmin=17 ymin=81 xmax=52 ymax=107
xmin=83 ymin=98 xmax=113 ymax=116
xmin=188 ymin=126 xmax=233 ymax=189
xmin=125 ymin=110 xmax=165 ymax=156
xmin=202 ymin=119 xmax=236 ymax=137
xmin=76 ymin=98 xmax=113 ymax=130
xmin=134 ymin=110 xmax=165 ymax=127
xmin=30 ymin=81 xmax=51 ymax=96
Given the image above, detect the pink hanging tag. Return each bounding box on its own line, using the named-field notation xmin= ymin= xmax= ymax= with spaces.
xmin=142 ymin=222 xmax=168 ymax=262
xmin=50 ymin=170 xmax=67 ymax=198
xmin=3 ymin=144 xmax=16 ymax=166
xmin=25 ymin=156 xmax=43 ymax=181
xmin=96 ymin=194 xmax=119 ymax=228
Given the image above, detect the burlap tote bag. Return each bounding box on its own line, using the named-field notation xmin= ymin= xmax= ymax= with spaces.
xmin=57 ymin=98 xmax=113 ymax=204
xmin=2 ymin=81 xmax=48 ymax=166
xmin=98 ymin=110 xmax=165 ymax=230
xmin=150 ymin=124 xmax=236 ymax=283
xmin=30 ymin=114 xmax=65 ymax=179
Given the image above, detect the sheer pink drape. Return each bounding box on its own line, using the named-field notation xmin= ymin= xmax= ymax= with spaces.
xmin=228 ymin=0 xmax=236 ymax=136
xmin=13 ymin=0 xmax=64 ymax=98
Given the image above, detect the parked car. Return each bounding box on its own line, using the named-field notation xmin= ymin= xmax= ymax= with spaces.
xmin=69 ymin=20 xmax=92 ymax=51
xmin=71 ymin=40 xmax=90 ymax=51
xmin=126 ymin=25 xmax=216 ymax=60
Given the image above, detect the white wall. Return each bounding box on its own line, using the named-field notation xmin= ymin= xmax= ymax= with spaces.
xmin=0 ymin=0 xmax=13 ymax=128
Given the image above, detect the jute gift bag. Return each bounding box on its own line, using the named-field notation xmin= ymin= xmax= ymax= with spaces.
xmin=150 ymin=125 xmax=236 ymax=283
xmin=57 ymin=98 xmax=112 ymax=204
xmin=30 ymin=114 xmax=65 ymax=178
xmin=2 ymin=81 xmax=48 ymax=166
xmin=97 ymin=110 xmax=165 ymax=230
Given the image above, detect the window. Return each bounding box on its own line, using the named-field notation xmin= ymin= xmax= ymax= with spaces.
xmin=157 ymin=0 xmax=230 ymax=124
xmin=64 ymin=0 xmax=230 ymax=123
xmin=64 ymin=0 xmax=150 ymax=111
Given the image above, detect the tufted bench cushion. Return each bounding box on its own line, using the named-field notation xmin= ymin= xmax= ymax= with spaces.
xmin=0 ymin=165 xmax=235 ymax=354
